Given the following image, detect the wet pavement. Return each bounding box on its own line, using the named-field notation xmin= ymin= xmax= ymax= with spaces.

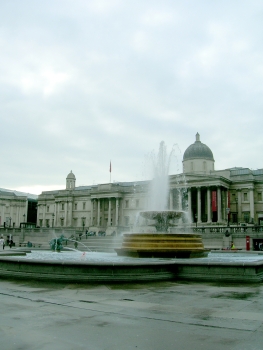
xmin=0 ymin=279 xmax=263 ymax=350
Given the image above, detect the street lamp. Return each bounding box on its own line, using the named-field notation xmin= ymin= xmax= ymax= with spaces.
xmin=226 ymin=208 xmax=230 ymax=226
xmin=52 ymin=213 xmax=55 ymax=228
xmin=81 ymin=217 xmax=85 ymax=231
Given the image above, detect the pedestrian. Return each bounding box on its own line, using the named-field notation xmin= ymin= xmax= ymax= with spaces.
xmin=9 ymin=239 xmax=13 ymax=249
xmin=0 ymin=237 xmax=5 ymax=250
xmin=231 ymin=242 xmax=236 ymax=250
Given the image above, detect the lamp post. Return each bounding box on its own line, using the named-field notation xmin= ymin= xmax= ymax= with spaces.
xmin=226 ymin=208 xmax=230 ymax=226
xmin=81 ymin=217 xmax=85 ymax=231
xmin=195 ymin=213 xmax=197 ymax=228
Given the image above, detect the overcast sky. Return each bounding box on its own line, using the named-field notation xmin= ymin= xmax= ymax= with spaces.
xmin=1 ymin=0 xmax=263 ymax=195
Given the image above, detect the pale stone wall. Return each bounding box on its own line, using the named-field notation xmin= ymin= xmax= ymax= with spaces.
xmin=0 ymin=191 xmax=30 ymax=228
xmin=183 ymin=158 xmax=214 ymax=173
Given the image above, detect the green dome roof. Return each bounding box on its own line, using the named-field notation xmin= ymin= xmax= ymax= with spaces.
xmin=183 ymin=133 xmax=214 ymax=161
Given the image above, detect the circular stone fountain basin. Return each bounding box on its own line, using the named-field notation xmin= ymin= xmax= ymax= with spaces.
xmin=1 ymin=250 xmax=263 ymax=283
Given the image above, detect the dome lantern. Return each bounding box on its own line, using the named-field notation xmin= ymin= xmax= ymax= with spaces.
xmin=66 ymin=170 xmax=76 ymax=190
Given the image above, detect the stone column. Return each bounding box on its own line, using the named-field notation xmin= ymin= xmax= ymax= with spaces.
xmin=10 ymin=204 xmax=14 ymax=227
xmin=0 ymin=205 xmax=4 ymax=226
xmin=57 ymin=202 xmax=60 ymax=227
xmin=15 ymin=205 xmax=19 ymax=228
xmin=54 ymin=202 xmax=57 ymax=227
xmin=249 ymin=188 xmax=254 ymax=223
xmin=108 ymin=198 xmax=111 ymax=226
xmin=90 ymin=199 xmax=94 ymax=226
xmin=64 ymin=202 xmax=68 ymax=227
xmin=169 ymin=190 xmax=173 ymax=210
xmin=221 ymin=189 xmax=226 ymax=221
xmin=97 ymin=199 xmax=100 ymax=226
xmin=237 ymin=189 xmax=242 ymax=223
xmin=43 ymin=204 xmax=46 ymax=226
xmin=207 ymin=187 xmax=211 ymax=223
xmin=178 ymin=189 xmax=182 ymax=211
xmin=217 ymin=187 xmax=222 ymax=223
xmin=116 ymin=198 xmax=119 ymax=226
xmin=197 ymin=187 xmax=201 ymax=223
xmin=187 ymin=188 xmax=192 ymax=223
xmin=67 ymin=200 xmax=72 ymax=227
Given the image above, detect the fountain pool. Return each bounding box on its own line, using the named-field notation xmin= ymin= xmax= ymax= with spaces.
xmin=0 ymin=250 xmax=263 ymax=283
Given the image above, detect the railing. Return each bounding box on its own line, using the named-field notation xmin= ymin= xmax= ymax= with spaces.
xmin=192 ymin=226 xmax=261 ymax=234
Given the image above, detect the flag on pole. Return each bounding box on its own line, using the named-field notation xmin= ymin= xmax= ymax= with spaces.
xmin=109 ymin=161 xmax=112 ymax=173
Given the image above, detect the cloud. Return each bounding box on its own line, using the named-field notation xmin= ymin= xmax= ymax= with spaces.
xmin=0 ymin=0 xmax=263 ymax=194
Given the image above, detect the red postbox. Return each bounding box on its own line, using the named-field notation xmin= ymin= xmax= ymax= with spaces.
xmin=246 ymin=236 xmax=250 ymax=251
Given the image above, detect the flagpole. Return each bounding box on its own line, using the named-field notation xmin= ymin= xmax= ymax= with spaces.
xmin=109 ymin=161 xmax=112 ymax=183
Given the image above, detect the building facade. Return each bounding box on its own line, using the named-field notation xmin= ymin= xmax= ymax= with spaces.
xmin=0 ymin=189 xmax=37 ymax=228
xmin=37 ymin=134 xmax=263 ymax=233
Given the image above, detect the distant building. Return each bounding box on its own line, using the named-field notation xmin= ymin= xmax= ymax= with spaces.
xmin=0 ymin=189 xmax=37 ymax=228
xmin=37 ymin=134 xmax=263 ymax=232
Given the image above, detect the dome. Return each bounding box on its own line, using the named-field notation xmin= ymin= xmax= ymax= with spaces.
xmin=183 ymin=133 xmax=214 ymax=161
xmin=66 ymin=170 xmax=76 ymax=180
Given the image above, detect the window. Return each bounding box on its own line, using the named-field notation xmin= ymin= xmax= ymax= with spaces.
xmin=258 ymin=192 xmax=262 ymax=201
xmin=61 ymin=203 xmax=64 ymax=210
xmin=39 ymin=219 xmax=43 ymax=227
xmin=243 ymin=212 xmax=250 ymax=223
xmin=46 ymin=219 xmax=50 ymax=227
xmin=243 ymin=193 xmax=248 ymax=201
xmin=60 ymin=218 xmax=64 ymax=226
xmin=47 ymin=206 xmax=49 ymax=213
xmin=125 ymin=200 xmax=129 ymax=208
xmin=83 ymin=202 xmax=86 ymax=210
xmin=74 ymin=203 xmax=77 ymax=210
xmin=231 ymin=213 xmax=237 ymax=223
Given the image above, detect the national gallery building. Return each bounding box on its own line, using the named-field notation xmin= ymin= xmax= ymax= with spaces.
xmin=36 ymin=133 xmax=263 ymax=233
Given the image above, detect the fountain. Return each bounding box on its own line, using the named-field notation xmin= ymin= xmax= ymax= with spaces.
xmin=49 ymin=235 xmax=65 ymax=252
xmin=115 ymin=141 xmax=209 ymax=258
xmin=0 ymin=141 xmax=263 ymax=283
